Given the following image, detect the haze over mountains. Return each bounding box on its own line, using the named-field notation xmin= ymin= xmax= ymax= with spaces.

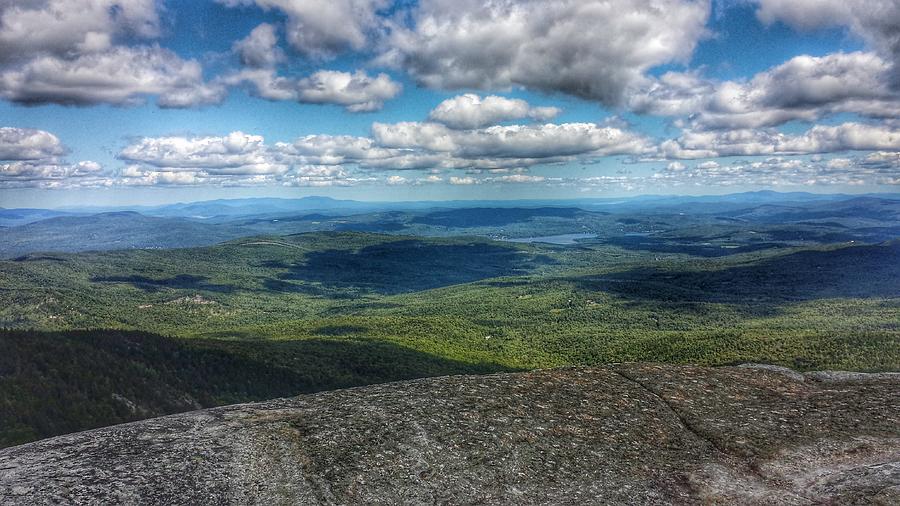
xmin=3 ymin=191 xmax=899 ymax=258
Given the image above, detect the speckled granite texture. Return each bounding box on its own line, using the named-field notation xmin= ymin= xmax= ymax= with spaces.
xmin=1 ymin=365 xmax=898 ymax=505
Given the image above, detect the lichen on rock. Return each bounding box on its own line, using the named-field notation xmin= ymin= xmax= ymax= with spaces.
xmin=1 ymin=365 xmax=898 ymax=504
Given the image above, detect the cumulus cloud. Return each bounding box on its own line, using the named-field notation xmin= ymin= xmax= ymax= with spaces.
xmin=372 ymin=122 xmax=653 ymax=159
xmin=117 ymin=162 xmax=360 ymax=188
xmin=0 ymin=46 xmax=226 ymax=108
xmin=554 ymin=152 xmax=900 ymax=192
xmin=114 ymin=116 xmax=654 ymax=189
xmin=116 ymin=131 xmax=387 ymax=187
xmin=661 ymin=122 xmax=900 ymax=159
xmin=428 ymin=94 xmax=560 ymax=129
xmin=0 ymin=126 xmax=105 ymax=188
xmin=276 ymin=135 xmax=397 ymax=165
xmin=652 ymin=154 xmax=900 ymax=188
xmin=219 ymin=68 xmax=295 ymax=101
xmin=253 ymin=120 xmax=653 ymax=173
xmin=1 ymin=160 xmax=106 ymax=188
xmin=630 ymin=52 xmax=899 ymax=129
xmin=449 ymin=176 xmax=477 ymax=185
xmin=71 ymin=121 xmax=900 ymax=190
xmin=0 ymin=0 xmax=160 ymax=62
xmin=419 ymin=174 xmax=443 ymax=184
xmin=233 ymin=23 xmax=284 ymax=68
xmin=286 ymin=120 xmax=654 ymax=171
xmin=418 ymin=171 xmax=556 ymax=186
xmin=489 ymin=174 xmax=546 ymax=183
xmin=860 ymin=150 xmax=900 ymax=169
xmin=380 ymin=0 xmax=710 ymax=105
xmin=295 ymin=70 xmax=401 ymax=112
xmin=0 ymin=1 xmax=226 ymax=108
xmin=754 ymin=0 xmax=900 ymax=84
xmin=118 ymin=131 xmax=285 ymax=174
xmin=281 ymin=165 xmax=372 ymax=187
xmin=0 ymin=127 xmax=67 ymax=160
xmin=224 ymin=69 xmax=401 ymax=111
xmin=218 ymin=0 xmax=388 ymax=59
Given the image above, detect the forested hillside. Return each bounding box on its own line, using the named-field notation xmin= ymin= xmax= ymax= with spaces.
xmin=0 ymin=329 xmax=506 ymax=448
xmin=2 ymin=196 xmax=898 ymax=448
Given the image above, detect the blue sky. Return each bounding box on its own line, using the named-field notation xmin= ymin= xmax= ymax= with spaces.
xmin=1 ymin=0 xmax=898 ymax=207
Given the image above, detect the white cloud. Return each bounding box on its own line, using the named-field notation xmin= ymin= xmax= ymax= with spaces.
xmin=372 ymin=121 xmax=653 ymax=160
xmin=449 ymin=176 xmax=477 ymax=185
xmin=88 ymin=122 xmax=900 ymax=190
xmin=754 ymin=0 xmax=900 ymax=84
xmin=0 ymin=127 xmax=67 ymax=161
xmin=0 ymin=159 xmax=107 ymax=188
xmin=251 ymin=120 xmax=654 ymax=174
xmin=630 ymin=52 xmax=899 ymax=129
xmin=0 ymin=0 xmax=160 ymax=62
xmin=0 ymin=46 xmax=225 ymax=108
xmin=652 ymin=155 xmax=900 ymax=187
xmin=428 ymin=94 xmax=560 ymax=129
xmin=777 ymin=123 xmax=900 ymax=153
xmin=561 ymin=152 xmax=900 ymax=191
xmin=661 ymin=122 xmax=900 ymax=159
xmin=419 ymin=174 xmax=443 ymax=184
xmin=1 ymin=160 xmax=103 ymax=184
xmin=295 ymin=70 xmax=401 ymax=112
xmin=220 ymin=68 xmax=296 ymax=101
xmin=276 ymin=135 xmax=402 ymax=166
xmin=116 ymin=131 xmax=386 ymax=187
xmin=116 ymin=167 xmax=207 ymax=187
xmin=118 ymin=131 xmax=286 ymax=174
xmin=0 ymin=126 xmax=106 ymax=188
xmin=281 ymin=165 xmax=370 ymax=187
xmin=371 ymin=122 xmax=455 ymax=152
xmin=219 ymin=0 xmax=388 ymax=59
xmin=117 ymin=161 xmax=364 ymax=188
xmin=861 ymin=151 xmax=900 ymax=169
xmin=489 ymin=174 xmax=545 ymax=183
xmin=223 ymin=69 xmax=401 ymax=111
xmin=574 ymin=175 xmax=644 ymax=192
xmin=381 ymin=0 xmax=710 ymax=105
xmin=233 ymin=23 xmax=284 ymax=68
xmin=0 ymin=1 xmax=224 ymax=108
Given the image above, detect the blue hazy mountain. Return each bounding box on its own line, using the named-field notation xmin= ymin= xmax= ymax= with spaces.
xmin=3 ymin=192 xmax=899 ymax=258
xmin=0 ymin=208 xmax=78 ymax=227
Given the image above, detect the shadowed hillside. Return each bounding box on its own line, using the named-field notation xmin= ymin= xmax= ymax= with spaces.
xmin=279 ymin=239 xmax=556 ymax=294
xmin=583 ymin=241 xmax=900 ymax=303
xmin=0 ymin=329 xmax=510 ymax=448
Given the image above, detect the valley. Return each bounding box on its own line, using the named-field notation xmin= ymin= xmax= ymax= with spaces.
xmin=1 ymin=192 xmax=898 ymax=448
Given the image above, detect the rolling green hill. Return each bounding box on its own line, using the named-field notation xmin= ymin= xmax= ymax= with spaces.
xmin=2 ymin=232 xmax=896 ymax=369
xmin=0 ymin=212 xmax=253 ymax=258
xmin=2 ymin=227 xmax=898 ymax=448
xmin=5 ymin=195 xmax=900 ymax=259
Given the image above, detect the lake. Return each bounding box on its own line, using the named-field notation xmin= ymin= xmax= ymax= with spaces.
xmin=501 ymin=233 xmax=598 ymax=245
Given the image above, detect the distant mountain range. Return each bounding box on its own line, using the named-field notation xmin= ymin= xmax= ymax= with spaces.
xmin=42 ymin=191 xmax=900 ymax=218
xmin=2 ymin=191 xmax=899 ymax=258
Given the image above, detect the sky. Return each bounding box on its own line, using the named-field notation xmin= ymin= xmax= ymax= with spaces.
xmin=1 ymin=0 xmax=899 ymax=208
